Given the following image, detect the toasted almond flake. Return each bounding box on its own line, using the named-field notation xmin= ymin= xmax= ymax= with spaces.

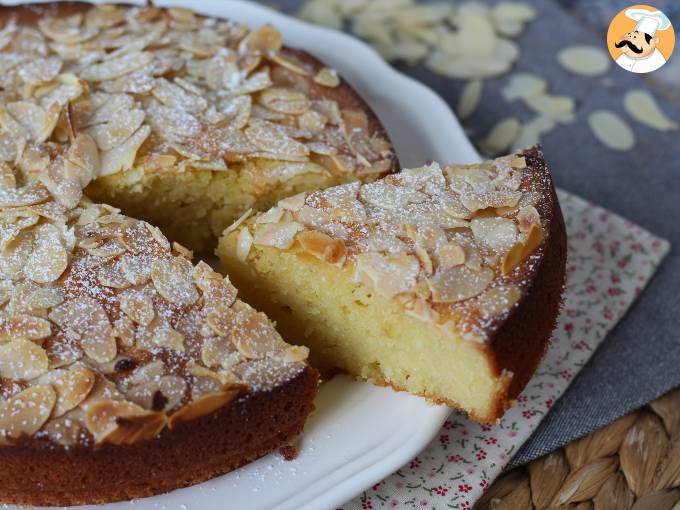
xmin=58 ymin=296 xmax=117 ymax=363
xmin=0 ymin=182 xmax=49 ymax=208
xmin=427 ymin=265 xmax=494 ymax=303
xmin=525 ymin=94 xmax=575 ymax=124
xmin=119 ymin=289 xmax=155 ymax=326
xmin=241 ymin=25 xmax=282 ymax=54
xmin=588 ymin=110 xmax=635 ymax=151
xmin=278 ymin=192 xmax=307 ymax=212
xmin=46 ymin=366 xmax=96 ymax=417
xmin=437 ymin=242 xmax=466 ymax=269
xmin=236 ymin=228 xmax=254 ymax=262
xmin=517 ymin=205 xmax=540 ymax=232
xmin=281 ymin=345 xmax=309 ymax=363
xmin=297 ymin=230 xmax=346 ymax=265
xmin=0 ymin=312 xmax=52 ymax=342
xmin=313 ymin=67 xmax=340 ymax=87
xmin=150 ymin=257 xmax=199 ymax=306
xmin=270 ymin=53 xmax=312 ymax=76
xmin=23 ymin=223 xmax=68 ymax=284
xmin=231 ymin=310 xmax=287 ymax=360
xmin=480 ymin=117 xmax=521 ymax=155
xmin=260 ymin=87 xmax=310 ymax=115
xmin=84 ymin=398 xmax=166 ymax=445
xmin=168 ymin=386 xmax=244 ymax=430
xmin=354 ymin=252 xmax=420 ymax=299
xmin=501 ymin=73 xmax=547 ymax=102
xmin=100 ymin=124 xmax=151 ymax=176
xmin=80 ymin=51 xmax=153 ymax=81
xmin=253 ymin=222 xmax=303 ymax=250
xmin=87 ymin=108 xmax=146 ymax=151
xmin=0 ymin=385 xmax=56 ymax=443
xmin=245 ymin=120 xmax=309 ymax=158
xmin=0 ymin=338 xmax=49 ymax=379
xmin=558 ymin=45 xmax=610 ymax=76
xmin=624 ymin=89 xmax=678 ymax=132
xmin=457 ymin=79 xmax=483 ymax=120
xmin=152 ymin=78 xmax=208 ymax=113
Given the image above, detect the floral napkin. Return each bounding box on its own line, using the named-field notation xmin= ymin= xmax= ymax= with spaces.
xmin=341 ymin=189 xmax=670 ymax=510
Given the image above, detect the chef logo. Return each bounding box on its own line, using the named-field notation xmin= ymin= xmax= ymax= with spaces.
xmin=607 ymin=4 xmax=675 ymax=74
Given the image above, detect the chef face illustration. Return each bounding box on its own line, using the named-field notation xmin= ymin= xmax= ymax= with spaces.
xmin=615 ymin=29 xmax=657 ymax=59
xmin=609 ymin=7 xmax=673 ymax=74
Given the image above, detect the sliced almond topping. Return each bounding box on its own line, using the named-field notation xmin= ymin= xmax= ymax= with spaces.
xmin=119 ymin=289 xmax=155 ymax=326
xmin=281 ymin=345 xmax=310 ymax=363
xmin=22 ymin=223 xmax=68 ymax=284
xmin=240 ymin=25 xmax=282 ymax=54
xmin=100 ymin=125 xmax=151 ymax=176
xmin=260 ymin=87 xmax=310 ymax=115
xmin=0 ymin=385 xmax=56 ymax=444
xmin=0 ymin=183 xmax=49 ymax=208
xmin=231 ymin=310 xmax=287 ymax=360
xmin=245 ymin=120 xmax=309 ymax=159
xmin=80 ymin=51 xmax=153 ymax=82
xmin=46 ymin=366 xmax=96 ymax=417
xmin=278 ymin=192 xmax=307 ymax=212
xmin=502 ymin=223 xmax=544 ymax=273
xmin=297 ymin=230 xmax=346 ymax=265
xmin=138 ymin=317 xmax=185 ymax=353
xmin=253 ymin=222 xmax=303 ymax=250
xmin=201 ymin=336 xmax=240 ymax=370
xmin=84 ymin=399 xmax=166 ymax=445
xmin=206 ymin=304 xmax=239 ymax=338
xmin=517 ymin=205 xmax=540 ymax=232
xmin=313 ymin=67 xmax=340 ymax=88
xmin=0 ymin=313 xmax=52 ymax=342
xmin=354 ymin=252 xmax=421 ymax=299
xmin=58 ymin=296 xmax=117 ymax=363
xmin=470 ymin=217 xmax=518 ymax=252
xmin=523 ymin=222 xmax=544 ymax=256
xmin=437 ymin=242 xmax=467 ymax=269
xmin=427 ymin=266 xmax=495 ymax=303
xmin=168 ymin=385 xmax=244 ymax=430
xmin=0 ymin=338 xmax=49 ymax=379
xmin=150 ymin=257 xmax=199 ymax=306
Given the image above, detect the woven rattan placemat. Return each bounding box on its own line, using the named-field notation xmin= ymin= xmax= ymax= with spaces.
xmin=474 ymin=388 xmax=680 ymax=510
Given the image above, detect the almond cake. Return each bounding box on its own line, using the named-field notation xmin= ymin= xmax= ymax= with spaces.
xmin=0 ymin=136 xmax=318 ymax=505
xmin=219 ymin=148 xmax=567 ymax=422
xmin=0 ymin=2 xmax=396 ymax=253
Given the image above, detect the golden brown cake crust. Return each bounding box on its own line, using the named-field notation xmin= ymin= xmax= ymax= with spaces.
xmin=481 ymin=147 xmax=567 ymax=419
xmin=0 ymin=365 xmax=318 ymax=506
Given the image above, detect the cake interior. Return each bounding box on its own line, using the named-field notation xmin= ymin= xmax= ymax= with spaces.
xmin=219 ymin=242 xmax=506 ymax=421
xmin=87 ymin=162 xmax=356 ymax=254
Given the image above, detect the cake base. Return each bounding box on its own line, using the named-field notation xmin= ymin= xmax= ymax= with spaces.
xmin=0 ymin=366 xmax=318 ymax=507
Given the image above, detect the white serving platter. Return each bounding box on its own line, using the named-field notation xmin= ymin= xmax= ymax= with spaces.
xmin=6 ymin=1 xmax=484 ymax=508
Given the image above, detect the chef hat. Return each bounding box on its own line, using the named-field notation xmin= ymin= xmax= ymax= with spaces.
xmin=625 ymin=8 xmax=671 ymax=37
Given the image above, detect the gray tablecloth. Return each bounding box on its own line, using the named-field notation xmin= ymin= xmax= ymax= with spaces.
xmin=267 ymin=0 xmax=679 ymax=466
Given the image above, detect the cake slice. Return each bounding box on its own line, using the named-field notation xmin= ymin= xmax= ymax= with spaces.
xmin=218 ymin=148 xmax=567 ymax=422
xmin=0 ymin=2 xmax=397 ymax=253
xmin=0 ymin=150 xmax=318 ymax=506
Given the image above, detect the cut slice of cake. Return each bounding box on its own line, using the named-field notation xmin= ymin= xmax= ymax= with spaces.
xmin=0 ymin=3 xmax=397 ymax=253
xmin=218 ymin=147 xmax=567 ymax=422
xmin=0 ymin=149 xmax=318 ymax=506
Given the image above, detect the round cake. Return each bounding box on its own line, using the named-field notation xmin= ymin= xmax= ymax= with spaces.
xmin=0 ymin=1 xmax=404 ymax=505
